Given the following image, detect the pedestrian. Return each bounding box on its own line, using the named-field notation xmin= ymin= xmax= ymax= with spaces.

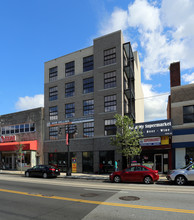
xmin=115 ymin=160 xmax=118 ymax=171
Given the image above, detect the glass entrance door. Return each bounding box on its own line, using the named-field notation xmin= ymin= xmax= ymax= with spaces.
xmin=154 ymin=154 xmax=163 ymax=173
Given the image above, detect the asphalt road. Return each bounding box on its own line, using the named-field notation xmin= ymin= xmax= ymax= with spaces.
xmin=0 ymin=174 xmax=194 ymax=220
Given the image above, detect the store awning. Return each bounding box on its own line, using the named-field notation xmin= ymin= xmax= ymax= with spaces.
xmin=0 ymin=140 xmax=37 ymax=151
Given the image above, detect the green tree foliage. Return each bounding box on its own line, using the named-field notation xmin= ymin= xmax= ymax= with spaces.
xmin=111 ymin=114 xmax=143 ymax=165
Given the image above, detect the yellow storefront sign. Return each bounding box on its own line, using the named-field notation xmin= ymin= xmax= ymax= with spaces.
xmin=72 ymin=157 xmax=77 ymax=173
xmin=161 ymin=136 xmax=169 ymax=145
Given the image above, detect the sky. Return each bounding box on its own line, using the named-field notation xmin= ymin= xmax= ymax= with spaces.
xmin=0 ymin=0 xmax=194 ymax=122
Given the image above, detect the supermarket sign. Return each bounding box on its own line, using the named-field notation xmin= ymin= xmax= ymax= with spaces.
xmin=0 ymin=136 xmax=16 ymax=143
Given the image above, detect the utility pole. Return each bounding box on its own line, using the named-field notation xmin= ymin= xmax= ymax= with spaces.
xmin=66 ymin=124 xmax=71 ymax=176
xmin=58 ymin=123 xmax=77 ymax=176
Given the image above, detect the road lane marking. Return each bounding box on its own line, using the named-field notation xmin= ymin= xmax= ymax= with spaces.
xmin=1 ymin=188 xmax=194 ymax=214
xmin=84 ymin=188 xmax=119 ymax=193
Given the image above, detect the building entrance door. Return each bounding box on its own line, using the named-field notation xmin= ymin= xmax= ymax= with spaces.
xmin=154 ymin=154 xmax=163 ymax=173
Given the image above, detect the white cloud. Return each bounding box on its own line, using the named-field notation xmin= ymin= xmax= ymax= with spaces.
xmin=127 ymin=0 xmax=161 ymax=32
xmin=98 ymin=0 xmax=194 ymax=79
xmin=182 ymin=72 xmax=194 ymax=84
xmin=142 ymin=84 xmax=169 ymax=121
xmin=15 ymin=94 xmax=44 ymax=111
xmin=99 ymin=7 xmax=128 ymax=35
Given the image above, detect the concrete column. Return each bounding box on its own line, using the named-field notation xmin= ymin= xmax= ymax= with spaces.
xmin=31 ymin=151 xmax=36 ymax=167
xmin=12 ymin=153 xmax=15 ymax=169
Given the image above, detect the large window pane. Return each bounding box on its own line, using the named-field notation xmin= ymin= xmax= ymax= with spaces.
xmin=83 ymin=77 xmax=94 ymax=94
xmin=49 ymin=66 xmax=58 ymax=82
xmin=83 ymin=55 xmax=93 ymax=72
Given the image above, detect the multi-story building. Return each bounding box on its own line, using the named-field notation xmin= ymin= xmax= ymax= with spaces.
xmin=44 ymin=30 xmax=144 ymax=173
xmin=0 ymin=108 xmax=44 ymax=170
xmin=168 ymin=61 xmax=194 ymax=168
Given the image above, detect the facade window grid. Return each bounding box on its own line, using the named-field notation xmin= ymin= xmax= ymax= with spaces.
xmin=183 ymin=105 xmax=194 ymax=123
xmin=49 ymin=86 xmax=58 ymax=101
xmin=49 ymin=126 xmax=58 ymax=140
xmin=83 ymin=77 xmax=94 ymax=94
xmin=65 ymin=103 xmax=75 ymax=118
xmin=104 ymin=48 xmax=116 ymax=65
xmin=104 ymin=71 xmax=116 ymax=89
xmin=83 ymin=122 xmax=94 ymax=137
xmin=65 ymin=61 xmax=75 ymax=77
xmin=49 ymin=66 xmax=58 ymax=82
xmin=104 ymin=95 xmax=117 ymax=112
xmin=104 ymin=119 xmax=116 ymax=136
xmin=49 ymin=106 xmax=58 ymax=121
xmin=83 ymin=99 xmax=94 ymax=116
xmin=65 ymin=82 xmax=75 ymax=97
xmin=83 ymin=55 xmax=93 ymax=72
xmin=1 ymin=123 xmax=35 ymax=135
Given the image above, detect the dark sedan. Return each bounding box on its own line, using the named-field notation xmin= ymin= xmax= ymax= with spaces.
xmin=25 ymin=165 xmax=60 ymax=178
xmin=109 ymin=165 xmax=159 ymax=184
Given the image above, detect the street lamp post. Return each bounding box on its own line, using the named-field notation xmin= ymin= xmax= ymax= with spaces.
xmin=66 ymin=124 xmax=71 ymax=176
xmin=58 ymin=123 xmax=77 ymax=176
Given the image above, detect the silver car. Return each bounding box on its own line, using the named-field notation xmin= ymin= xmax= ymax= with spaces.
xmin=166 ymin=163 xmax=194 ymax=185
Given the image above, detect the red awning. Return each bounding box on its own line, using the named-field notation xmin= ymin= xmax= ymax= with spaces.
xmin=0 ymin=140 xmax=37 ymax=151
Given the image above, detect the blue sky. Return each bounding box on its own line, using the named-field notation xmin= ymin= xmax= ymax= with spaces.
xmin=1 ymin=0 xmax=194 ymax=122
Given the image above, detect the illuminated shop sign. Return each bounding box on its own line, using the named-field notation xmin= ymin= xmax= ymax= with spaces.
xmin=140 ymin=137 xmax=161 ymax=146
xmin=135 ymin=119 xmax=172 ymax=137
xmin=0 ymin=136 xmax=16 ymax=143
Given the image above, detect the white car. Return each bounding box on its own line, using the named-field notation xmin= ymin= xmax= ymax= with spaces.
xmin=166 ymin=163 xmax=194 ymax=185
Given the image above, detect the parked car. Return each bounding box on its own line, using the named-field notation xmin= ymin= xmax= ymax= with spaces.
xmin=166 ymin=163 xmax=194 ymax=185
xmin=25 ymin=165 xmax=60 ymax=178
xmin=109 ymin=165 xmax=159 ymax=184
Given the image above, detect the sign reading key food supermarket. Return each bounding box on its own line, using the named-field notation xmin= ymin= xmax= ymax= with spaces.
xmin=135 ymin=119 xmax=172 ymax=137
xmin=0 ymin=135 xmax=16 ymax=143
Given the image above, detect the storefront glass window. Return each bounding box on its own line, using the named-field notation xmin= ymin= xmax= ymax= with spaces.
xmin=99 ymin=151 xmax=114 ymax=174
xmin=82 ymin=152 xmax=93 ymax=173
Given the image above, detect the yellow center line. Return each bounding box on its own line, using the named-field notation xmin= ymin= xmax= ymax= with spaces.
xmin=1 ymin=188 xmax=194 ymax=214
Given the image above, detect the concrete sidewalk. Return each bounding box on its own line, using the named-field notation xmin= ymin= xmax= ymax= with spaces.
xmin=0 ymin=169 xmax=167 ymax=181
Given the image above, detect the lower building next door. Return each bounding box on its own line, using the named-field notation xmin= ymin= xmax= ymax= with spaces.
xmin=154 ymin=154 xmax=163 ymax=173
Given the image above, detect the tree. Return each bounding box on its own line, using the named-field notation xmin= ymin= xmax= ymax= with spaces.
xmin=111 ymin=114 xmax=143 ymax=166
xmin=15 ymin=142 xmax=24 ymax=173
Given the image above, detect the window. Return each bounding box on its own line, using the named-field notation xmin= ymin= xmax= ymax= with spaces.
xmin=1 ymin=123 xmax=35 ymax=135
xmin=65 ymin=61 xmax=74 ymax=77
xmin=49 ymin=86 xmax=58 ymax=101
xmin=20 ymin=124 xmax=24 ymax=133
xmin=65 ymin=124 xmax=77 ymax=139
xmin=126 ymin=167 xmax=136 ymax=172
xmin=49 ymin=106 xmax=58 ymax=121
xmin=30 ymin=123 xmax=35 ymax=132
xmin=104 ymin=71 xmax=116 ymax=89
xmin=83 ymin=122 xmax=94 ymax=137
xmin=183 ymin=105 xmax=194 ymax=123
xmin=83 ymin=99 xmax=94 ymax=116
xmin=65 ymin=103 xmax=75 ymax=118
xmin=83 ymin=55 xmax=93 ymax=72
xmin=104 ymin=48 xmax=116 ymax=65
xmin=83 ymin=77 xmax=94 ymax=94
xmin=104 ymin=95 xmax=116 ymax=112
xmin=25 ymin=124 xmax=29 ymax=132
xmin=49 ymin=66 xmax=58 ymax=82
xmin=65 ymin=82 xmax=75 ymax=97
xmin=49 ymin=127 xmax=58 ymax=140
xmin=15 ymin=125 xmax=19 ymax=133
xmin=104 ymin=119 xmax=116 ymax=136
xmin=5 ymin=126 xmax=10 ymax=134
xmin=1 ymin=127 xmax=5 ymax=135
xmin=11 ymin=126 xmax=15 ymax=134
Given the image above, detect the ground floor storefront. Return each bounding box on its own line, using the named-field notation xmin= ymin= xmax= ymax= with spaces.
xmin=44 ymin=136 xmax=172 ymax=174
xmin=173 ymin=128 xmax=194 ymax=169
xmin=0 ymin=140 xmax=38 ymax=171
